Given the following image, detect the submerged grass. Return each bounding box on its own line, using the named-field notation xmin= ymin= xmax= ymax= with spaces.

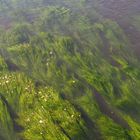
xmin=0 ymin=0 xmax=140 ymax=139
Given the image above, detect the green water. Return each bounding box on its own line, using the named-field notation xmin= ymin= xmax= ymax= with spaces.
xmin=0 ymin=0 xmax=140 ymax=140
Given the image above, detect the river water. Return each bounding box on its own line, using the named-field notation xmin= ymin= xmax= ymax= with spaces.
xmin=97 ymin=0 xmax=140 ymax=58
xmin=0 ymin=0 xmax=140 ymax=57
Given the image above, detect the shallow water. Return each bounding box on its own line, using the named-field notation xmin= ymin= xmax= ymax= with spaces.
xmin=98 ymin=0 xmax=140 ymax=18
xmin=0 ymin=1 xmax=140 ymax=139
xmin=97 ymin=0 xmax=140 ymax=57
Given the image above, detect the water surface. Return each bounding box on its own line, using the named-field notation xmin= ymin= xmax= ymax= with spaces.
xmin=97 ymin=0 xmax=140 ymax=57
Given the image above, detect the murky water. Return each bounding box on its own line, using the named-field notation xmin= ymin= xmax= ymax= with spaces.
xmin=0 ymin=0 xmax=140 ymax=56
xmin=97 ymin=0 xmax=140 ymax=57
xmin=0 ymin=1 xmax=140 ymax=138
xmin=98 ymin=0 xmax=140 ymax=18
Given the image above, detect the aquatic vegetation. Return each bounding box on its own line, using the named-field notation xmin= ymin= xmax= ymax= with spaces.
xmin=0 ymin=0 xmax=140 ymax=139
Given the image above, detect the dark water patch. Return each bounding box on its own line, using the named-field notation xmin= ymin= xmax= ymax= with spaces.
xmin=5 ymin=59 xmax=20 ymax=71
xmin=72 ymin=74 xmax=130 ymax=129
xmin=34 ymin=80 xmax=46 ymax=88
xmin=98 ymin=30 xmax=123 ymax=68
xmin=60 ymin=93 xmax=102 ymax=140
xmin=110 ymin=58 xmax=122 ymax=68
xmin=0 ymin=93 xmax=24 ymax=132
xmin=99 ymin=30 xmax=110 ymax=57
xmin=98 ymin=30 xmax=121 ymax=67
xmin=72 ymin=103 xmax=102 ymax=140
xmin=49 ymin=113 xmax=73 ymax=140
xmin=92 ymin=89 xmax=131 ymax=129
